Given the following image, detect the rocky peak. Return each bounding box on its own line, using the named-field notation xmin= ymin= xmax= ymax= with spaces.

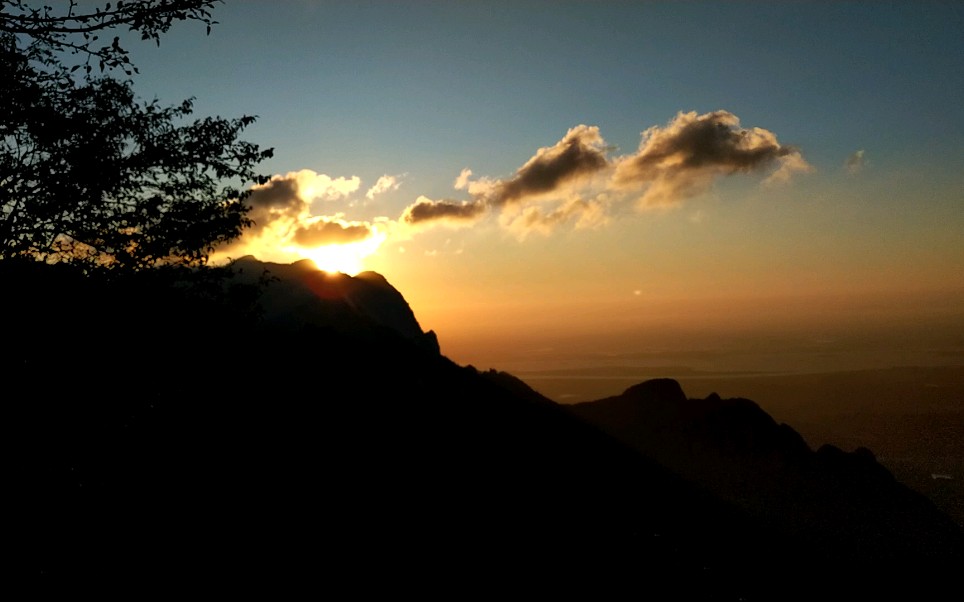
xmin=228 ymin=256 xmax=440 ymax=354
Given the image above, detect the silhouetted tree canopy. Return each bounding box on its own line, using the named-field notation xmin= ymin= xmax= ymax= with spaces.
xmin=0 ymin=0 xmax=272 ymax=271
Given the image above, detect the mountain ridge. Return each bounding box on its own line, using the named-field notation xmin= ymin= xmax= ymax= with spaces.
xmin=5 ymin=257 xmax=961 ymax=595
xmin=228 ymin=255 xmax=440 ymax=354
xmin=570 ymin=378 xmax=964 ymax=563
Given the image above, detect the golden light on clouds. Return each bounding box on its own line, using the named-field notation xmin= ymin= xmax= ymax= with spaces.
xmin=215 ymin=111 xmax=813 ymax=271
xmin=291 ymin=228 xmax=388 ymax=275
xmin=213 ymin=216 xmax=390 ymax=275
xmin=212 ymin=169 xmax=393 ymax=274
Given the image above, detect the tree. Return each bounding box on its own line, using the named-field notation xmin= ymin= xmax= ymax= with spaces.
xmin=0 ymin=0 xmax=272 ymax=272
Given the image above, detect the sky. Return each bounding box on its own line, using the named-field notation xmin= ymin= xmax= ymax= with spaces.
xmin=117 ymin=1 xmax=964 ymax=375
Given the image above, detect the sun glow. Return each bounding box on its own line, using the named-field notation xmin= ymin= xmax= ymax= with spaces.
xmin=292 ymin=230 xmax=387 ymax=275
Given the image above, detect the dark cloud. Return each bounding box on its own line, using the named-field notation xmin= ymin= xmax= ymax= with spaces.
xmin=399 ymin=126 xmax=609 ymax=227
xmin=614 ymin=111 xmax=810 ymax=206
xmin=239 ymin=169 xmax=366 ymax=237
xmin=401 ymin=196 xmax=487 ymax=226
xmin=292 ymin=219 xmax=373 ymax=247
xmin=244 ymin=177 xmax=303 ymax=234
xmin=490 ymin=125 xmax=609 ymax=206
xmin=617 ymin=111 xmax=795 ymax=179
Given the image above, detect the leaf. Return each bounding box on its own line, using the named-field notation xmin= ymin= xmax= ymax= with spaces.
xmin=0 ymin=0 xmax=271 ymax=272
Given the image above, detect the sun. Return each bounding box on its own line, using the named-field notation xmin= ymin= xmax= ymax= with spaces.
xmin=293 ymin=231 xmax=387 ymax=275
xmin=299 ymin=244 xmax=365 ymax=275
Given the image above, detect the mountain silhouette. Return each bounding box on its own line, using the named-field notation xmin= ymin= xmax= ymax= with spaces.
xmin=229 ymin=255 xmax=440 ymax=353
xmin=7 ymin=258 xmax=962 ymax=597
xmin=570 ymin=379 xmax=964 ymax=567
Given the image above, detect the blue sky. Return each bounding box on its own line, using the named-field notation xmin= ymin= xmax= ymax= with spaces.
xmin=128 ymin=1 xmax=964 ymax=179
xmin=116 ymin=1 xmax=964 ymax=372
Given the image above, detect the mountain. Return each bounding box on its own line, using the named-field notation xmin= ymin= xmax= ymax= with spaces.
xmin=229 ymin=255 xmax=440 ymax=353
xmin=7 ymin=258 xmax=962 ymax=597
xmin=570 ymin=379 xmax=964 ymax=567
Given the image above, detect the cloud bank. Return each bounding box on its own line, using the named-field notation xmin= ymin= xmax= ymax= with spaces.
xmin=399 ymin=110 xmax=811 ymax=236
xmin=215 ymin=169 xmax=384 ymax=268
xmin=220 ymin=110 xmax=812 ymax=267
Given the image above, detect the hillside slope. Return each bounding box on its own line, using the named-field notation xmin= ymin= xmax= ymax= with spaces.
xmin=570 ymin=379 xmax=964 ymax=566
xmin=7 ymin=259 xmax=962 ymax=597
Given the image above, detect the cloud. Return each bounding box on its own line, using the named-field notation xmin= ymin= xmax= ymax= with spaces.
xmin=487 ymin=125 xmax=610 ymax=207
xmin=242 ymin=177 xmax=303 ymax=236
xmin=285 ymin=169 xmax=360 ymax=202
xmin=398 ymin=125 xmax=611 ymax=231
xmin=366 ymin=174 xmax=403 ymax=200
xmin=400 ymin=195 xmax=487 ymax=227
xmin=243 ymin=169 xmax=362 ymax=235
xmin=763 ymin=151 xmax=814 ymax=186
xmin=227 ymin=110 xmax=810 ymax=263
xmin=214 ymin=169 xmax=383 ymax=267
xmin=845 ymin=149 xmax=866 ymax=174
xmin=454 ymin=168 xmax=473 ymax=190
xmin=501 ymin=195 xmax=609 ymax=239
xmin=292 ymin=218 xmax=374 ymax=246
xmin=398 ymin=111 xmax=809 ymax=236
xmin=613 ymin=110 xmax=811 ymax=206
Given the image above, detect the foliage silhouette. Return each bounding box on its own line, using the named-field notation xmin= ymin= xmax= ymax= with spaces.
xmin=0 ymin=0 xmax=272 ymax=271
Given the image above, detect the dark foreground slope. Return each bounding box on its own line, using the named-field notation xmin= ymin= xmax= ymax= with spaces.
xmin=7 ymin=260 xmax=962 ymax=597
xmin=571 ymin=379 xmax=964 ymax=569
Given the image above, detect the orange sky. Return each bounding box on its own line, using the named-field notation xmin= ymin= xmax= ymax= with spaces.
xmin=172 ymin=4 xmax=964 ymax=377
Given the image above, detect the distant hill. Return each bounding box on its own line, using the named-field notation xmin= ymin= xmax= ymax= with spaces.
xmin=6 ymin=258 xmax=962 ymax=597
xmin=570 ymin=379 xmax=964 ymax=566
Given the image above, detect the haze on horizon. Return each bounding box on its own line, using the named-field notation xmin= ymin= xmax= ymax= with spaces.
xmin=122 ymin=1 xmax=964 ymax=375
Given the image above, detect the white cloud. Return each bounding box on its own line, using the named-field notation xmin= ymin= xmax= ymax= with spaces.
xmin=366 ymin=174 xmax=403 ymax=200
xmin=454 ymin=168 xmax=473 ymax=190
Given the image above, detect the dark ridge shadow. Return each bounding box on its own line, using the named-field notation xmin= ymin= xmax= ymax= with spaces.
xmin=5 ymin=261 xmax=961 ymax=598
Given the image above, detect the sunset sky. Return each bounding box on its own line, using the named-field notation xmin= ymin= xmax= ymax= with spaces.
xmin=120 ymin=1 xmax=964 ymax=374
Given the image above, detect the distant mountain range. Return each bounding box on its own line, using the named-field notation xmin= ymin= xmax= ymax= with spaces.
xmin=8 ymin=257 xmax=963 ymax=597
xmin=570 ymin=379 xmax=963 ymax=563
